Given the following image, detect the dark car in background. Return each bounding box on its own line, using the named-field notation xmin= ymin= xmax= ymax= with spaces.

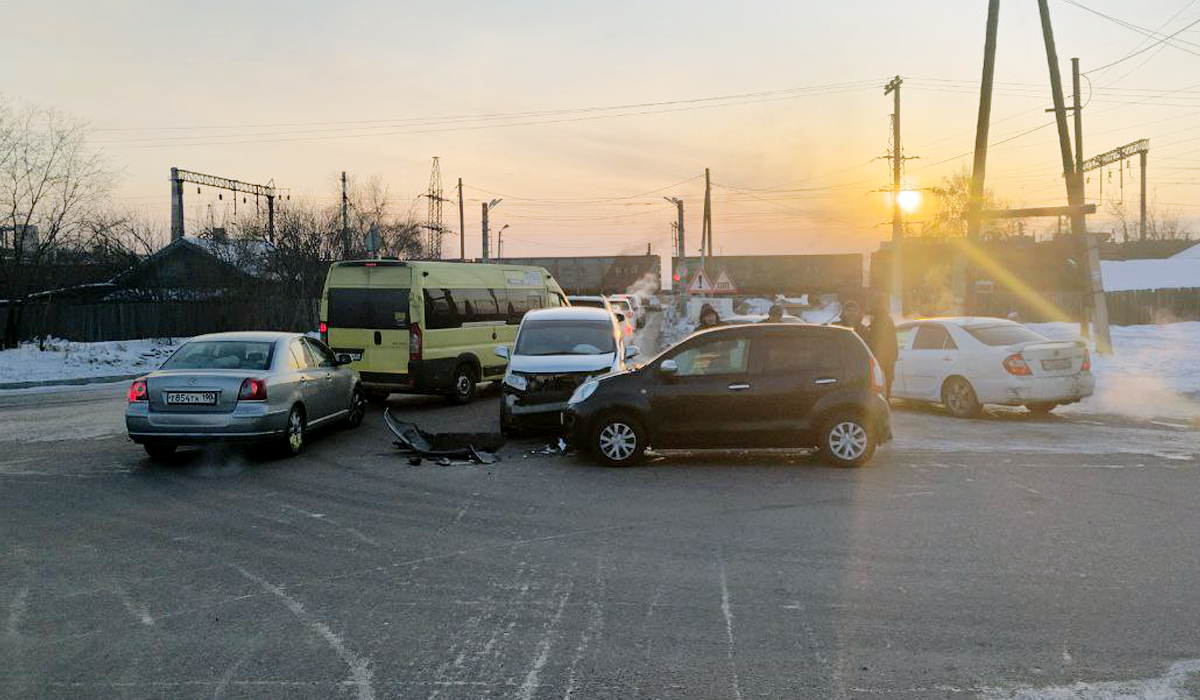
xmin=562 ymin=323 xmax=891 ymax=467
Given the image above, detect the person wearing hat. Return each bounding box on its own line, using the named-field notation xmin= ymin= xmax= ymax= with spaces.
xmin=763 ymin=304 xmax=785 ymax=323
xmin=697 ymin=302 xmax=722 ymax=330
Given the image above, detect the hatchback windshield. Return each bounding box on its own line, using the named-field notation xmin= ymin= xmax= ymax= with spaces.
xmin=515 ymin=320 xmax=616 ymax=356
xmin=965 ymin=324 xmax=1047 ymax=346
xmin=162 ymin=341 xmax=274 ymax=370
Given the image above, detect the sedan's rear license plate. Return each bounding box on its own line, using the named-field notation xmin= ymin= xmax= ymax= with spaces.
xmin=1041 ymin=358 xmax=1072 ymax=371
xmin=165 ymin=391 xmax=218 ymax=405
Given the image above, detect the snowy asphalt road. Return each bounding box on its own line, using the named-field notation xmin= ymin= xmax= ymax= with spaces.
xmin=2 ymin=367 xmax=1200 ymax=697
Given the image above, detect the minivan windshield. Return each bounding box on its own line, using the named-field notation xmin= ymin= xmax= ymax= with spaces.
xmin=162 ymin=341 xmax=274 ymax=370
xmin=515 ymin=320 xmax=616 ymax=356
xmin=965 ymin=324 xmax=1047 ymax=346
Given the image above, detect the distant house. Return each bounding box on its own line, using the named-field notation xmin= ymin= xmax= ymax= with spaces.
xmin=106 ymin=235 xmax=275 ymax=301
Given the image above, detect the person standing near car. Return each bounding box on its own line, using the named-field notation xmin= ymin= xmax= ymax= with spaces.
xmin=763 ymin=304 xmax=785 ymax=323
xmin=865 ymin=295 xmax=898 ymax=398
xmin=697 ymin=302 xmax=722 ymax=330
xmin=833 ymin=299 xmax=867 ymax=337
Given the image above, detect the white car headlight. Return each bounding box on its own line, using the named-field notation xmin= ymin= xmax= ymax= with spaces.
xmin=503 ymin=371 xmax=528 ymax=391
xmin=568 ymin=379 xmax=598 ymax=405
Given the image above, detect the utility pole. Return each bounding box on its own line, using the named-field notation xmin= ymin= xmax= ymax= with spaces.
xmin=170 ymin=167 xmax=185 ymax=241
xmin=885 ymin=76 xmax=904 ymax=316
xmin=702 ymin=167 xmax=713 ymax=258
xmin=1037 ymin=0 xmax=1110 ymax=352
xmin=1140 ymin=150 xmax=1148 ymax=240
xmin=341 ymin=171 xmax=350 ymax=259
xmin=960 ymin=0 xmax=1001 ymax=314
xmin=664 ymin=197 xmax=684 ymax=258
xmin=1072 ymin=57 xmax=1091 ymax=338
xmin=457 ymin=178 xmax=465 ymax=260
xmin=481 ymin=202 xmax=489 ymax=261
xmin=481 ymin=198 xmax=501 ymax=261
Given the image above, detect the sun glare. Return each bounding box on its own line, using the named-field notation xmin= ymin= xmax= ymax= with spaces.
xmin=897 ymin=189 xmax=921 ymax=214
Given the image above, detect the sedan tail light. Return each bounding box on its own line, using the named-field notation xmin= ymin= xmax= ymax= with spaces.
xmin=238 ymin=378 xmax=268 ymax=401
xmin=128 ymin=378 xmax=148 ymax=402
xmin=1003 ymin=354 xmax=1032 ymax=376
xmin=1081 ymin=348 xmax=1091 ymax=372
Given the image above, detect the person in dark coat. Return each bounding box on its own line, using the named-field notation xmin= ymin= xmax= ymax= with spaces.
xmin=833 ymin=299 xmax=867 ymax=337
xmin=866 ymin=296 xmax=898 ymax=398
xmin=763 ymin=304 xmax=785 ymax=323
xmin=697 ymin=303 xmax=722 ymax=330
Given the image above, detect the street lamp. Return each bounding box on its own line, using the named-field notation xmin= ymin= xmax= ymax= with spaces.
xmin=496 ymin=224 xmax=509 ymax=258
xmin=481 ymin=198 xmax=502 ymax=260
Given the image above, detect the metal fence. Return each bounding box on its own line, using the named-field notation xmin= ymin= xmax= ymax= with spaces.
xmin=0 ymin=298 xmax=319 ymax=343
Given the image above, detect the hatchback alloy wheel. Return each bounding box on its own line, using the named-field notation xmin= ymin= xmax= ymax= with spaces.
xmin=592 ymin=415 xmax=645 ymax=467
xmin=828 ymin=421 xmax=867 ymax=461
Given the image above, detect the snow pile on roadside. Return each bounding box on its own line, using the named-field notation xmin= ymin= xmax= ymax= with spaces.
xmin=0 ymin=337 xmax=182 ymax=385
xmin=1030 ymin=321 xmax=1200 ymax=420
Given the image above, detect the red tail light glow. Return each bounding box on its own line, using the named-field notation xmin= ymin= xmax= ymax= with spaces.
xmin=238 ymin=378 xmax=268 ymax=401
xmin=410 ymin=324 xmax=423 ymax=361
xmin=128 ymin=379 xmax=148 ymax=402
xmin=1081 ymin=348 xmax=1091 ymax=372
xmin=1003 ymin=354 xmax=1032 ymax=376
xmin=319 ymin=321 xmax=328 ymax=343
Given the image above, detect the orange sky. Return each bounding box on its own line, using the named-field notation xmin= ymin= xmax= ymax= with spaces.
xmin=6 ymin=0 xmax=1199 ymax=258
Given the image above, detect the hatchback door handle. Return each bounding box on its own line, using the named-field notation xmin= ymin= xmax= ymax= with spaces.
xmin=814 ymin=377 xmax=838 ymax=385
xmin=728 ymin=383 xmax=751 ymax=391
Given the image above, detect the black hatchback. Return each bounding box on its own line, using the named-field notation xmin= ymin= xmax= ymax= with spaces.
xmin=562 ymin=323 xmax=892 ymax=467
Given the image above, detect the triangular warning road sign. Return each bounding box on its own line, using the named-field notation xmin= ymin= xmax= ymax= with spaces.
xmin=713 ymin=267 xmax=738 ymax=294
xmin=687 ymin=268 xmax=713 ymax=293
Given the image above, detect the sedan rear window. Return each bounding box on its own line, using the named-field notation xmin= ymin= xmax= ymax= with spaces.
xmin=515 ymin=320 xmax=616 ymax=356
xmin=163 ymin=341 xmax=274 ymax=370
xmin=965 ymin=324 xmax=1047 ymax=346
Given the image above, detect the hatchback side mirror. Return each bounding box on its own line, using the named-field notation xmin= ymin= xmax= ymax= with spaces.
xmin=659 ymin=359 xmax=678 ymax=376
xmin=494 ymin=345 xmax=509 ymax=359
xmin=625 ymin=345 xmax=640 ymax=360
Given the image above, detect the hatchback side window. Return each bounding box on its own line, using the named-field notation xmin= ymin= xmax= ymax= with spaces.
xmin=304 ymin=338 xmax=338 ymax=368
xmin=912 ymin=324 xmax=957 ymax=350
xmin=671 ymin=336 xmax=750 ymax=377
xmin=760 ymin=335 xmax=840 ymax=373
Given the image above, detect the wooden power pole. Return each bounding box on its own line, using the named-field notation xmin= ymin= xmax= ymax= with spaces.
xmin=457 ymin=178 xmax=465 ymax=260
xmin=885 ymin=76 xmax=904 ymax=316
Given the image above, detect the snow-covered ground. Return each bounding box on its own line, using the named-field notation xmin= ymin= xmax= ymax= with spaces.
xmin=0 ymin=337 xmax=181 ymax=385
xmin=1030 ymin=321 xmax=1200 ymax=421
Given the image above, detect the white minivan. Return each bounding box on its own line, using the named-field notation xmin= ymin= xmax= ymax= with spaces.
xmin=495 ymin=307 xmax=639 ymax=434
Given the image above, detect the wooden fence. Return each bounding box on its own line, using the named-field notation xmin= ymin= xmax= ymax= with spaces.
xmin=0 ymin=298 xmax=319 ymax=343
xmin=972 ymin=288 xmax=1200 ymax=326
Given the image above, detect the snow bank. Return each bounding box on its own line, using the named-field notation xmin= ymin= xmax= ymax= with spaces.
xmin=0 ymin=338 xmax=182 ymax=385
xmin=1030 ymin=321 xmax=1200 ymax=420
xmin=1100 ymin=258 xmax=1200 ymax=291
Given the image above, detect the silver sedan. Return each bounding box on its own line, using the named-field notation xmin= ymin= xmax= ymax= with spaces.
xmin=125 ymin=331 xmax=365 ymax=460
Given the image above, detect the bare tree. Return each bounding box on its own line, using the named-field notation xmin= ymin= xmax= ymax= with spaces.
xmin=1106 ymin=199 xmax=1193 ymax=241
xmin=0 ymin=98 xmax=112 ymax=347
xmin=924 ymin=168 xmax=1026 ymax=240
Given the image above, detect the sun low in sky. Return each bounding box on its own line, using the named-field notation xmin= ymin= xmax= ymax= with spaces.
xmin=5 ymin=0 xmax=1199 ymax=258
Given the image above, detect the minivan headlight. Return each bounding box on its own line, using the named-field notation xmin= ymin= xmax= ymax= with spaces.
xmin=568 ymin=379 xmax=598 ymax=405
xmin=504 ymin=371 xmax=528 ymax=391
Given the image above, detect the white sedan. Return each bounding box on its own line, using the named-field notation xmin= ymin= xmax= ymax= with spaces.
xmin=892 ymin=317 xmax=1095 ymax=417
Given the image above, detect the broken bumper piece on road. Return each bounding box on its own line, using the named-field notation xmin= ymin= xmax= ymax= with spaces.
xmin=384 ymin=408 xmax=504 ymax=465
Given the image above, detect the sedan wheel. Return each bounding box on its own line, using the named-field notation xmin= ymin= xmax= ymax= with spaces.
xmin=820 ymin=415 xmax=875 ymax=468
xmin=279 ymin=405 xmax=306 ymax=457
xmin=942 ymin=377 xmax=982 ymax=418
xmin=346 ymin=387 xmax=366 ymax=428
xmin=591 ymin=415 xmax=645 ymax=467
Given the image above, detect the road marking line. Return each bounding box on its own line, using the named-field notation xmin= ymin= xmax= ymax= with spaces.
xmin=112 ymin=583 xmax=153 ymax=626
xmin=233 ymin=565 xmax=375 ymax=700
xmin=6 ymin=585 xmax=28 ymax=637
xmin=718 ymin=557 xmax=744 ymax=700
xmin=516 ymin=579 xmax=573 ymax=700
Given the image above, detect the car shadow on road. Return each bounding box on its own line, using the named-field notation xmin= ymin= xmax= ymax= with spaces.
xmin=890 ymin=398 xmax=1071 ymax=424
